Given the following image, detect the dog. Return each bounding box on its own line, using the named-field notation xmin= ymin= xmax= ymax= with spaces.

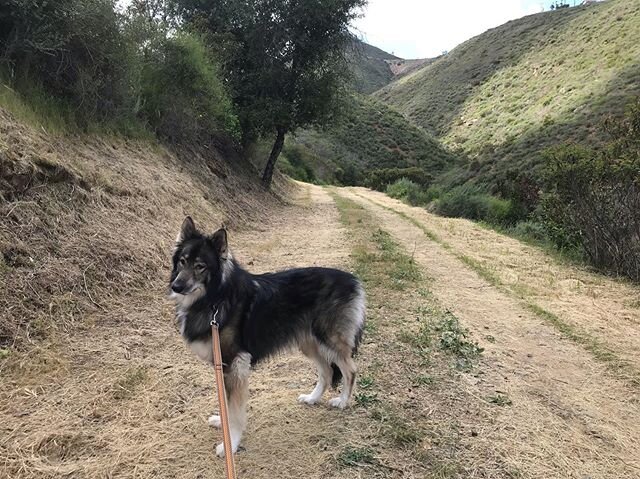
xmin=169 ymin=217 xmax=366 ymax=457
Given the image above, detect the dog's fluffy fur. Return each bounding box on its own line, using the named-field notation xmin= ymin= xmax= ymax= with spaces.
xmin=169 ymin=217 xmax=365 ymax=456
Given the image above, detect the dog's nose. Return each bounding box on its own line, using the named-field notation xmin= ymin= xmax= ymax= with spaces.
xmin=171 ymin=281 xmax=186 ymax=294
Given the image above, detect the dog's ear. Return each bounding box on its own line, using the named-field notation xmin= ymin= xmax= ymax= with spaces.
xmin=176 ymin=216 xmax=196 ymax=244
xmin=210 ymin=228 xmax=229 ymax=260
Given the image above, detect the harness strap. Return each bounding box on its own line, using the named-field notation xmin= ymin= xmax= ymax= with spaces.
xmin=210 ymin=308 xmax=237 ymax=479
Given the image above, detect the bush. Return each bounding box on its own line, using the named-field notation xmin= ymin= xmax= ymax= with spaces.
xmin=139 ymin=33 xmax=238 ymax=142
xmin=366 ymin=167 xmax=433 ymax=191
xmin=386 ymin=178 xmax=430 ymax=206
xmin=335 ymin=164 xmax=364 ymax=186
xmin=278 ymin=144 xmax=318 ymax=182
xmin=435 ymin=185 xmax=516 ymax=225
xmin=424 ymin=185 xmax=444 ymax=203
xmin=278 ymin=156 xmax=311 ymax=182
xmin=1 ymin=0 xmax=136 ymax=125
xmin=386 ymin=178 xmax=418 ymax=199
xmin=510 ymin=220 xmax=549 ymax=243
xmin=541 ymin=99 xmax=640 ymax=280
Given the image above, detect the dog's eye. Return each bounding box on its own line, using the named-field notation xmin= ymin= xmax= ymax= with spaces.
xmin=195 ymin=263 xmax=206 ymax=272
xmin=179 ymin=257 xmax=186 ymax=267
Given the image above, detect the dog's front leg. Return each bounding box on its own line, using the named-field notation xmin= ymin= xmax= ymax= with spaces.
xmin=216 ymin=352 xmax=251 ymax=458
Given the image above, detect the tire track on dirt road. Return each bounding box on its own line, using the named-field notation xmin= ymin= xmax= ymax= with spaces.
xmin=336 ymin=187 xmax=640 ymax=479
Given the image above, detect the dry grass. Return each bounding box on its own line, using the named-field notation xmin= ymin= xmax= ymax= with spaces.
xmin=353 ymin=188 xmax=640 ymax=385
xmin=340 ymin=186 xmax=640 ymax=477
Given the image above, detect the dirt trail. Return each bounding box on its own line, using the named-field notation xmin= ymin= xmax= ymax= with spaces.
xmin=338 ymin=187 xmax=640 ymax=478
xmin=349 ymin=189 xmax=640 ymax=372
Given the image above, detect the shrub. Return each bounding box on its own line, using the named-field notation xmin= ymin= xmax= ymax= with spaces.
xmin=335 ymin=164 xmax=364 ymax=186
xmin=386 ymin=178 xmax=431 ymax=206
xmin=510 ymin=220 xmax=549 ymax=243
xmin=435 ymin=185 xmax=516 ymax=225
xmin=278 ymin=156 xmax=311 ymax=182
xmin=139 ymin=33 xmax=238 ymax=142
xmin=541 ymin=99 xmax=640 ymax=280
xmin=366 ymin=167 xmax=433 ymax=191
xmin=1 ymin=0 xmax=136 ymax=125
xmin=386 ymin=178 xmax=418 ymax=199
xmin=424 ymin=185 xmax=444 ymax=202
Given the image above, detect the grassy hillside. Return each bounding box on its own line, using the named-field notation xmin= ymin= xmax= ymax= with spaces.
xmin=0 ymin=106 xmax=287 ymax=347
xmin=291 ymin=95 xmax=457 ymax=183
xmin=375 ymin=0 xmax=640 ymax=190
xmin=347 ymin=39 xmax=400 ymax=94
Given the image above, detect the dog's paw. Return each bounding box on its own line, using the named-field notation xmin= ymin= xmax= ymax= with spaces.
xmin=298 ymin=393 xmax=319 ymax=405
xmin=328 ymin=397 xmax=348 ymax=409
xmin=208 ymin=415 xmax=221 ymax=428
xmin=216 ymin=443 xmax=225 ymax=458
xmin=216 ymin=442 xmax=240 ymax=458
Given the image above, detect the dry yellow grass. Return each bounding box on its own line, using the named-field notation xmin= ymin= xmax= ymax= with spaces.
xmin=340 ymin=187 xmax=640 ymax=477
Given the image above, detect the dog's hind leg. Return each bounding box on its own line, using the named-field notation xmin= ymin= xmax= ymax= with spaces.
xmin=216 ymin=352 xmax=251 ymax=458
xmin=298 ymin=341 xmax=333 ymax=405
xmin=328 ymin=353 xmax=357 ymax=410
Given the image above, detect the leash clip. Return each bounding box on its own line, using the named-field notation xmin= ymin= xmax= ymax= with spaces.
xmin=210 ymin=307 xmax=220 ymax=327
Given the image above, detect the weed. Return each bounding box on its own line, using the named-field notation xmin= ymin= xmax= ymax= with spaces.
xmin=433 ymin=313 xmax=484 ymax=371
xmin=355 ymin=391 xmax=379 ymax=407
xmin=337 ymin=446 xmax=377 ymax=468
xmin=358 ymin=375 xmax=375 ymax=389
xmin=488 ymin=394 xmax=513 ymax=406
xmin=412 ymin=374 xmax=435 ymax=386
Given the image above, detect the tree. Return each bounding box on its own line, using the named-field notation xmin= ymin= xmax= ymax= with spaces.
xmin=176 ymin=0 xmax=367 ymax=187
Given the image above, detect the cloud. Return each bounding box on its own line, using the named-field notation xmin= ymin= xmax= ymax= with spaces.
xmin=353 ymin=0 xmax=545 ymax=58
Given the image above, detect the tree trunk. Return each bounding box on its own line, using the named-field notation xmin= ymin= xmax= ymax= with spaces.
xmin=261 ymin=127 xmax=286 ymax=188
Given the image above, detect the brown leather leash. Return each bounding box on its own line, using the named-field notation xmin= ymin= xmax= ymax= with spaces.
xmin=211 ymin=308 xmax=237 ymax=479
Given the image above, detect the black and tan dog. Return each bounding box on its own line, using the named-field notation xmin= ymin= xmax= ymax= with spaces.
xmin=169 ymin=217 xmax=366 ymax=456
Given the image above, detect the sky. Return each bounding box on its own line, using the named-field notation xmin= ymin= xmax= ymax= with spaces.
xmin=353 ymin=0 xmax=550 ymax=58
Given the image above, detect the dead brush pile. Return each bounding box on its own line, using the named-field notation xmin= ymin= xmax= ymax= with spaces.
xmin=0 ymin=107 xmax=283 ymax=351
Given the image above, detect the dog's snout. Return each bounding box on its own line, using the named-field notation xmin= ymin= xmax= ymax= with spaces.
xmin=171 ymin=281 xmax=186 ymax=294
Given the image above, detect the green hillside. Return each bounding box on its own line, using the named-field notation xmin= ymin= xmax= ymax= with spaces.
xmin=347 ymin=39 xmax=399 ymax=94
xmin=290 ymin=95 xmax=456 ymax=183
xmin=374 ymin=0 xmax=640 ymax=190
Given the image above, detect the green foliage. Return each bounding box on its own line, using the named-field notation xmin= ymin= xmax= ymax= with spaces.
xmin=176 ymin=0 xmax=366 ymax=185
xmin=430 ymin=312 xmax=483 ymax=371
xmin=435 ymin=185 xmax=517 ymax=226
xmin=0 ymin=0 xmax=239 ymax=142
xmin=354 ymin=391 xmax=379 ymax=407
xmin=386 ymin=178 xmax=419 ymax=199
xmin=510 ymin=220 xmax=550 ymax=244
xmin=346 ymin=39 xmax=397 ymax=94
xmin=337 ymin=446 xmax=377 ymax=468
xmin=386 ymin=178 xmax=431 ymax=206
xmin=335 ymin=164 xmax=363 ymax=186
xmin=1 ymin=0 xmax=136 ymax=126
xmin=293 ymin=95 xmax=456 ymax=185
xmin=541 ymin=99 xmax=640 ymax=280
xmin=139 ymin=33 xmax=238 ymax=142
xmin=278 ymin=144 xmax=319 ymax=182
xmin=367 ymin=166 xmax=433 ymax=192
